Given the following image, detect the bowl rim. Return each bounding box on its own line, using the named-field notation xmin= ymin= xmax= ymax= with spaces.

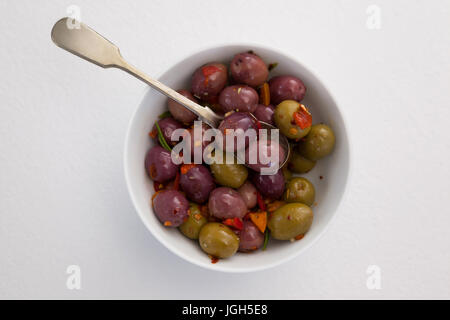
xmin=124 ymin=42 xmax=353 ymax=273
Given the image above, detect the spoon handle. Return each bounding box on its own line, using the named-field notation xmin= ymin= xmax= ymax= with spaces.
xmin=51 ymin=18 xmax=223 ymax=128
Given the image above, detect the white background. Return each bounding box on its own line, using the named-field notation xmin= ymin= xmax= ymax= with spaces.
xmin=1 ymin=0 xmax=449 ymax=299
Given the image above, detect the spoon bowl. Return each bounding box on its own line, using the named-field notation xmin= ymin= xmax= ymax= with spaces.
xmin=238 ymin=115 xmax=290 ymax=171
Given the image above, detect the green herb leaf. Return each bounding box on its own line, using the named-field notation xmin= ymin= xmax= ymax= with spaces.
xmin=268 ymin=62 xmax=278 ymax=71
xmin=155 ymin=121 xmax=172 ymax=152
xmin=158 ymin=111 xmax=172 ymax=119
xmin=262 ymin=230 xmax=270 ymax=250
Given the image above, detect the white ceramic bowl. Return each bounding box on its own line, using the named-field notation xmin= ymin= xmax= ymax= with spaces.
xmin=124 ymin=44 xmax=351 ymax=273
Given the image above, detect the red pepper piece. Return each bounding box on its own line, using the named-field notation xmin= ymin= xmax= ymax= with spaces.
xmin=201 ymin=65 xmax=221 ymax=86
xmin=202 ymin=65 xmax=221 ymax=78
xmin=295 ymin=234 xmax=304 ymax=241
xmin=209 ymin=256 xmax=219 ymax=264
xmin=180 ymin=164 xmax=196 ymax=174
xmin=293 ymin=104 xmax=312 ymax=130
xmin=233 ymin=217 xmax=243 ymax=230
xmin=173 ymin=171 xmax=180 ymax=191
xmin=256 ymin=191 xmax=266 ymax=211
xmin=149 ymin=129 xmax=158 ymax=138
xmin=222 ymin=217 xmax=243 ymax=230
xmin=255 ymin=119 xmax=262 ymax=130
xmin=254 ymin=119 xmax=262 ymax=138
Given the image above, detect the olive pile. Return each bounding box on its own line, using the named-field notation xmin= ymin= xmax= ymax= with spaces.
xmin=145 ymin=51 xmax=335 ymax=262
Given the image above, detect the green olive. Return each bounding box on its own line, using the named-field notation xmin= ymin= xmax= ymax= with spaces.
xmin=210 ymin=154 xmax=248 ymax=188
xmin=268 ymin=203 xmax=313 ymax=240
xmin=198 ymin=223 xmax=239 ymax=258
xmin=288 ymin=150 xmax=316 ymax=173
xmin=179 ymin=203 xmax=207 ymax=239
xmin=297 ymin=124 xmax=335 ymax=161
xmin=274 ymin=100 xmax=311 ymax=139
xmin=283 ymin=177 xmax=315 ymax=206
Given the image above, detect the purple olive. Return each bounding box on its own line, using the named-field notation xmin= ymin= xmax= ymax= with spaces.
xmin=152 ymin=117 xmax=184 ymax=146
xmin=269 ymin=75 xmax=306 ymax=105
xmin=218 ymin=112 xmax=256 ymax=152
xmin=145 ymin=145 xmax=179 ymax=182
xmin=208 ymin=187 xmax=247 ymax=220
xmin=191 ymin=62 xmax=228 ymax=100
xmin=238 ymin=220 xmax=264 ymax=252
xmin=218 ymin=85 xmax=259 ymax=113
xmin=245 ymin=139 xmax=286 ymax=173
xmin=230 ymin=52 xmax=269 ymax=87
xmin=237 ymin=181 xmax=257 ymax=209
xmin=179 ymin=165 xmax=215 ymax=203
xmin=251 ymin=169 xmax=285 ymax=199
xmin=152 ymin=190 xmax=189 ymax=227
xmin=167 ymin=90 xmax=198 ymax=124
xmin=253 ymin=104 xmax=275 ymax=125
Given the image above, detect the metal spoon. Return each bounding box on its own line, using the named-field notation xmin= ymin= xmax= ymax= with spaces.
xmin=51 ymin=18 xmax=290 ymax=167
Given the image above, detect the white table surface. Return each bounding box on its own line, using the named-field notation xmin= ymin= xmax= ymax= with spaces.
xmin=1 ymin=0 xmax=449 ymax=299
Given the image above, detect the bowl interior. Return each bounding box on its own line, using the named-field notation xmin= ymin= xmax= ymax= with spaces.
xmin=124 ymin=45 xmax=350 ymax=272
